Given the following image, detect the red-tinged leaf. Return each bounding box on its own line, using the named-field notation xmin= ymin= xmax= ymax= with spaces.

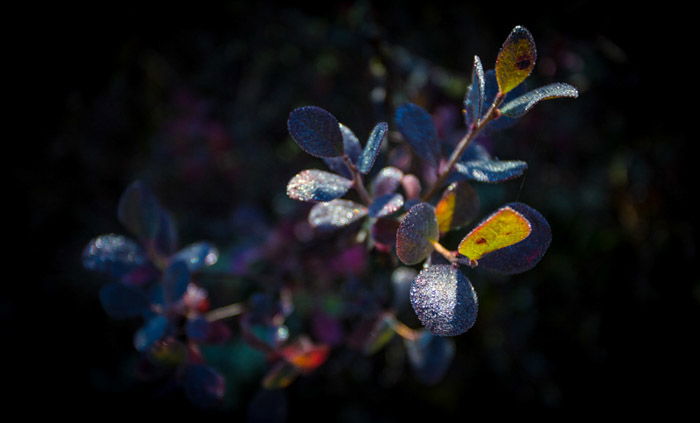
xmin=458 ymin=204 xmax=532 ymax=262
xmin=435 ymin=182 xmax=480 ymax=234
xmin=495 ymin=26 xmax=537 ymax=94
xmin=286 ymin=169 xmax=353 ymax=202
xmin=287 ymin=106 xmax=343 ymax=158
xmin=280 ymin=339 xmax=330 ymax=372
xmin=396 ymin=203 xmax=439 ymax=265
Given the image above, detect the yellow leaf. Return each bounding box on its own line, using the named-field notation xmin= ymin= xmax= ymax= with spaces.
xmin=495 ymin=26 xmax=536 ymax=94
xmin=458 ymin=206 xmax=531 ymax=261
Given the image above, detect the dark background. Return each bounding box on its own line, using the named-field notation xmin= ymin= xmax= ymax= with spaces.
xmin=14 ymin=1 xmax=696 ymax=419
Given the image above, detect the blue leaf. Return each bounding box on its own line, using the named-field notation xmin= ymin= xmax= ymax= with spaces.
xmin=134 ymin=315 xmax=169 ymax=351
xmin=182 ymin=364 xmax=225 ymax=408
xmin=368 ymin=193 xmax=404 ymax=218
xmin=287 ymin=106 xmax=343 ymax=158
xmin=357 ymin=122 xmax=388 ymax=174
xmin=162 ymin=260 xmax=190 ymax=305
xmin=99 ymin=282 xmax=150 ymax=319
xmin=404 ymin=330 xmax=455 ymax=385
xmin=453 ymin=160 xmax=527 ymax=183
xmin=499 ymin=83 xmax=579 ymax=118
xmin=172 ymin=242 xmax=219 ymax=273
xmin=323 ymin=123 xmax=363 ymax=178
xmin=117 ymin=180 xmax=162 ymax=242
xmin=464 ymin=55 xmax=485 ymax=128
xmin=82 ymin=234 xmax=147 ymax=279
xmin=395 ymin=103 xmax=439 ymax=168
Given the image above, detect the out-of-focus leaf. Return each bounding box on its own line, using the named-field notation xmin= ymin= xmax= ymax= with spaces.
xmin=323 ymin=123 xmax=363 ymax=178
xmin=286 ymin=169 xmax=353 ymax=202
xmin=185 ymin=316 xmax=210 ymax=343
xmin=172 ymin=242 xmax=219 ymax=273
xmin=117 ymin=181 xmax=162 ymax=242
xmin=391 ymin=267 xmax=417 ymax=312
xmin=435 ymin=182 xmax=480 ymax=234
xmin=262 ymin=361 xmax=301 ymax=389
xmin=495 ymin=26 xmax=537 ymax=94
xmin=476 ymin=202 xmax=552 ymax=274
xmin=99 ymin=282 xmax=150 ymax=319
xmin=363 ymin=312 xmax=396 ymax=355
xmin=311 ymin=311 xmax=343 ymax=347
xmin=287 ymin=106 xmax=343 ymax=158
xmin=453 ymin=160 xmax=528 ymax=183
xmin=458 ymin=204 xmax=532 ymax=262
xmin=500 ymin=83 xmax=579 ymax=118
xmin=460 ymin=141 xmax=491 ymax=162
xmin=134 ymin=315 xmax=169 ymax=352
xmin=396 ymin=203 xmax=439 ymax=265
xmin=280 ymin=339 xmax=330 ymax=372
xmin=154 ymin=209 xmax=178 ymax=256
xmin=162 ymin=260 xmax=190 ymax=305
xmin=308 ymin=199 xmax=367 ymax=230
xmin=401 ymin=174 xmax=421 ymax=200
xmin=357 ymin=122 xmax=388 ymax=174
xmin=404 ymin=330 xmax=456 ymax=385
xmin=149 ymin=338 xmax=187 ymax=367
xmin=464 ymin=55 xmax=486 ymax=127
xmin=182 ymin=364 xmax=225 ymax=408
xmin=370 ymin=166 xmax=404 ymax=197
xmin=83 ymin=234 xmax=147 ymax=279
xmin=409 ymin=265 xmax=478 ymax=336
xmin=368 ymin=193 xmax=404 ymax=218
xmin=395 ymin=103 xmax=439 ymax=168
xmin=371 ymin=218 xmax=399 ymax=253
xmin=248 ymin=389 xmax=288 ymax=423
xmin=250 ymin=324 xmax=289 ymax=350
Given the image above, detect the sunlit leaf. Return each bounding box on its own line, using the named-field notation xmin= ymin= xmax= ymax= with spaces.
xmin=404 ymin=330 xmax=456 ymax=385
xmin=495 ymin=26 xmax=537 ymax=94
xmin=371 ymin=217 xmax=399 ymax=252
xmin=286 ymin=169 xmax=353 ymax=202
xmin=182 ymin=364 xmax=225 ymax=408
xmin=500 ymin=83 xmax=579 ymax=118
xmin=396 ymin=203 xmax=439 ymax=265
xmin=409 ymin=265 xmax=478 ymax=336
xmin=172 ymin=242 xmax=219 ymax=273
xmin=82 ymin=234 xmax=147 ymax=279
xmin=395 ymin=103 xmax=439 ymax=168
xmin=262 ymin=361 xmax=301 ymax=389
xmin=464 ymin=55 xmax=486 ymax=127
xmin=435 ymin=182 xmax=480 ymax=234
xmin=357 ymin=122 xmax=388 ymax=174
xmin=117 ymin=180 xmax=162 ymax=241
xmin=162 ymin=260 xmax=190 ymax=305
xmin=287 ymin=106 xmax=343 ymax=158
xmin=363 ymin=312 xmax=396 ymax=355
xmin=453 ymin=160 xmax=528 ymax=183
xmin=134 ymin=315 xmax=169 ymax=352
xmin=476 ymin=202 xmax=551 ymax=274
xmin=370 ymin=166 xmax=404 ymax=197
xmin=323 ymin=123 xmax=363 ymax=177
xmin=308 ymin=199 xmax=367 ymax=230
xmin=99 ymin=282 xmax=150 ymax=319
xmin=458 ymin=204 xmax=532 ymax=262
xmin=369 ymin=193 xmax=404 ymax=218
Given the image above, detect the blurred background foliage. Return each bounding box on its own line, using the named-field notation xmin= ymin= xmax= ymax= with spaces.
xmin=14 ymin=0 xmax=696 ymax=419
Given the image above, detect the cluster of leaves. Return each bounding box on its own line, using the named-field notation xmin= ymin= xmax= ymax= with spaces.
xmin=83 ymin=26 xmax=577 ymax=409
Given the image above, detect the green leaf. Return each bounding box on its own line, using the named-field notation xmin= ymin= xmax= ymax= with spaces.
xmin=435 ymin=182 xmax=480 ymax=234
xmin=495 ymin=26 xmax=536 ymax=94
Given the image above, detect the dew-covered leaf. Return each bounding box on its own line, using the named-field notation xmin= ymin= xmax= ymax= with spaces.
xmin=162 ymin=260 xmax=190 ymax=305
xmin=499 ymin=83 xmax=579 ymax=118
xmin=99 ymin=282 xmax=150 ymax=319
xmin=172 ymin=242 xmax=219 ymax=273
xmin=286 ymin=169 xmax=353 ymax=202
xmin=323 ymin=123 xmax=363 ymax=177
xmin=404 ymin=330 xmax=455 ymax=385
xmin=280 ymin=339 xmax=330 ymax=372
xmin=371 ymin=217 xmax=399 ymax=253
xmin=83 ymin=234 xmax=147 ymax=278
xmin=369 ymin=193 xmax=404 ymax=218
xmin=357 ymin=122 xmax=388 ymax=174
xmin=475 ymin=70 xmax=527 ymax=133
xmin=134 ymin=315 xmax=169 ymax=352
xmin=182 ymin=364 xmax=225 ymax=408
xmin=395 ymin=103 xmax=439 ymax=168
xmin=435 ymin=182 xmax=480 ymax=234
xmin=409 ymin=265 xmax=478 ymax=336
xmin=287 ymin=106 xmax=343 ymax=158
xmin=495 ymin=26 xmax=537 ymax=94
xmin=458 ymin=204 xmax=532 ymax=262
xmin=464 ymin=55 xmax=486 ymax=127
xmin=476 ymin=202 xmax=551 ymax=274
xmin=308 ymin=199 xmax=367 ymax=230
xmin=396 ymin=203 xmax=439 ymax=265
xmin=363 ymin=312 xmax=396 ymax=355
xmin=453 ymin=160 xmax=528 ymax=183
xmin=370 ymin=166 xmax=404 ymax=197
xmin=117 ymin=180 xmax=162 ymax=241
xmin=262 ymin=361 xmax=301 ymax=389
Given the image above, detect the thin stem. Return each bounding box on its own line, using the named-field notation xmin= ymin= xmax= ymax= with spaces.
xmin=421 ymin=92 xmax=506 ymax=202
xmin=205 ymin=302 xmax=245 ymax=322
xmin=391 ymin=318 xmax=420 ymax=341
xmin=432 ymin=240 xmax=458 ymax=264
xmin=343 ymin=155 xmax=373 ymax=205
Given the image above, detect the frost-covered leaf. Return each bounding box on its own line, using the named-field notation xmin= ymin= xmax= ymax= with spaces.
xmin=453 ymin=160 xmax=528 ymax=183
xmin=409 ymin=265 xmax=478 ymax=336
xmin=464 ymin=55 xmax=486 ymax=127
xmin=495 ymin=26 xmax=536 ymax=94
xmin=82 ymin=234 xmax=147 ymax=278
xmin=404 ymin=329 xmax=455 ymax=385
xmin=323 ymin=123 xmax=363 ymax=177
xmin=500 ymin=83 xmax=579 ymax=118
xmin=308 ymin=199 xmax=367 ymax=230
xmin=396 ymin=203 xmax=439 ymax=265
xmin=357 ymin=122 xmax=388 ymax=174
xmin=435 ymin=182 xmax=480 ymax=234
xmin=368 ymin=193 xmax=404 ymax=218
xmin=287 ymin=106 xmax=343 ymax=158
xmin=395 ymin=103 xmax=439 ymax=168
xmin=458 ymin=204 xmax=532 ymax=262
xmin=287 ymin=169 xmax=353 ymax=202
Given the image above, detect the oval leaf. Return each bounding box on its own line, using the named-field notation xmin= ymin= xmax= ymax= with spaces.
xmin=477 ymin=202 xmax=551 ymax=274
xmin=363 ymin=313 xmax=396 ymax=355
xmin=404 ymin=330 xmax=456 ymax=385
xmin=117 ymin=180 xmax=162 ymax=241
xmin=287 ymin=106 xmax=343 ymax=158
xmin=435 ymin=182 xmax=480 ymax=234
xmin=371 ymin=218 xmax=399 ymax=253
xmin=396 ymin=202 xmax=439 ymax=265
xmin=368 ymin=193 xmax=404 ymax=218
xmin=308 ymin=199 xmax=367 ymax=230
xmin=82 ymin=234 xmax=147 ymax=278
xmin=357 ymin=122 xmax=388 ymax=174
xmin=453 ymin=160 xmax=528 ymax=183
xmin=500 ymin=83 xmax=579 ymax=118
xmin=172 ymin=242 xmax=219 ymax=273
xmin=323 ymin=123 xmax=363 ymax=177
xmin=99 ymin=282 xmax=150 ymax=319
xmin=370 ymin=166 xmax=404 ymax=197
xmin=495 ymin=26 xmax=537 ymax=94
xmin=458 ymin=204 xmax=532 ymax=262
xmin=395 ymin=103 xmax=439 ymax=168
xmin=134 ymin=315 xmax=169 ymax=352
xmin=464 ymin=55 xmax=486 ymax=127
xmin=162 ymin=260 xmax=190 ymax=305
xmin=409 ymin=265 xmax=478 ymax=336
xmin=391 ymin=267 xmax=417 ymax=312
xmin=286 ymin=169 xmax=353 ymax=202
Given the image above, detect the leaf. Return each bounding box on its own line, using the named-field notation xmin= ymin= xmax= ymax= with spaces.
xmin=134 ymin=315 xmax=169 ymax=352
xmin=182 ymin=364 xmax=225 ymax=408
xmin=400 ymin=174 xmax=421 ymax=200
xmin=476 ymin=202 xmax=552 ymax=274
xmin=391 ymin=267 xmax=417 ymax=312
xmin=262 ymin=361 xmax=301 ymax=389
xmin=287 ymin=106 xmax=343 ymax=158
xmin=476 ymin=70 xmax=528 ymax=133
xmin=99 ymin=282 xmax=150 ymax=319
xmin=323 ymin=123 xmax=363 ymax=177
xmin=435 ymin=182 xmax=480 ymax=234
xmin=357 ymin=122 xmax=389 ymax=174
xmin=172 ymin=242 xmax=219 ymax=273
xmin=458 ymin=204 xmax=532 ymax=262
xmin=82 ymin=234 xmax=147 ymax=279
xmin=286 ymin=169 xmax=353 ymax=202
xmin=464 ymin=55 xmax=486 ymax=127
xmin=162 ymin=260 xmax=190 ymax=305
xmin=279 ymin=339 xmax=330 ymax=372
xmin=371 ymin=218 xmax=399 ymax=253
xmin=117 ymin=180 xmax=162 ymax=241
xmin=363 ymin=312 xmax=396 ymax=355
xmin=395 ymin=103 xmax=439 ymax=168
xmin=499 ymin=83 xmax=579 ymax=118
xmin=308 ymin=199 xmax=368 ymax=230
xmin=370 ymin=166 xmax=404 ymax=197
xmin=409 ymin=265 xmax=478 ymax=336
xmin=495 ymin=26 xmax=537 ymax=94
xmin=368 ymin=193 xmax=404 ymax=218
xmin=396 ymin=203 xmax=439 ymax=265
xmin=185 ymin=316 xmax=211 ymax=343
xmin=453 ymin=160 xmax=528 ymax=183
xmin=154 ymin=209 xmax=178 ymax=256
xmin=404 ymin=330 xmax=455 ymax=385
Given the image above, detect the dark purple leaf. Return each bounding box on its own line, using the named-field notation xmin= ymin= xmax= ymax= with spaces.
xmin=404 ymin=330 xmax=455 ymax=385
xmin=82 ymin=234 xmax=147 ymax=279
xmin=182 ymin=364 xmax=225 ymax=408
xmin=357 ymin=122 xmax=388 ymax=174
xmin=172 ymin=242 xmax=219 ymax=273
xmin=134 ymin=315 xmax=169 ymax=352
xmin=453 ymin=160 xmax=527 ymax=183
xmin=396 ymin=203 xmax=439 ymax=265
xmin=286 ymin=169 xmax=353 ymax=202
xmin=162 ymin=260 xmax=190 ymax=305
xmin=395 ymin=103 xmax=439 ymax=168
xmin=370 ymin=166 xmax=404 ymax=197
xmin=308 ymin=199 xmax=367 ymax=230
xmin=117 ymin=180 xmax=162 ymax=242
xmin=368 ymin=193 xmax=404 ymax=218
xmin=99 ymin=282 xmax=150 ymax=319
xmin=371 ymin=217 xmax=399 ymax=252
xmin=287 ymin=106 xmax=343 ymax=158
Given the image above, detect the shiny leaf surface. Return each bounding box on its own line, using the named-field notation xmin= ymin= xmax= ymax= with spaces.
xmin=396 ymin=203 xmax=439 ymax=265
xmin=286 ymin=169 xmax=353 ymax=202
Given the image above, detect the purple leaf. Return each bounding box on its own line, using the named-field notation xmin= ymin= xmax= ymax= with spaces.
xmin=395 ymin=103 xmax=439 ymax=168
xmin=396 ymin=203 xmax=439 ymax=265
xmin=370 ymin=166 xmax=404 ymax=197
xmin=287 ymin=106 xmax=343 ymax=158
